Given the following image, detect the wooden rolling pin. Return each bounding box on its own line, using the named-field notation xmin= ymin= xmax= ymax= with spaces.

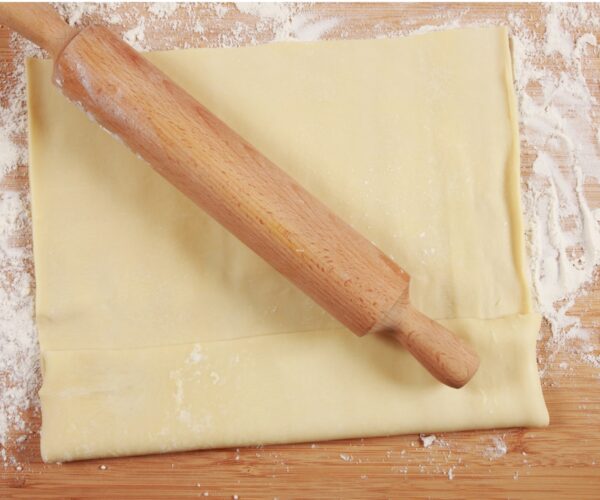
xmin=0 ymin=3 xmax=479 ymax=388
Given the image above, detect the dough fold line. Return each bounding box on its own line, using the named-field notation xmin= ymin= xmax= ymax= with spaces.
xmin=39 ymin=315 xmax=548 ymax=462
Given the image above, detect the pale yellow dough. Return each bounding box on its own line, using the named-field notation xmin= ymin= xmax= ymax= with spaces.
xmin=27 ymin=27 xmax=549 ymax=462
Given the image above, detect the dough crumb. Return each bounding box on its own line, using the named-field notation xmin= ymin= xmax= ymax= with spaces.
xmin=420 ymin=434 xmax=437 ymax=448
xmin=339 ymin=453 xmax=353 ymax=462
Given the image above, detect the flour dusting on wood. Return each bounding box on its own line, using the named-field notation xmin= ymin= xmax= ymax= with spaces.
xmin=0 ymin=35 xmax=41 ymax=469
xmin=510 ymin=5 xmax=600 ymax=377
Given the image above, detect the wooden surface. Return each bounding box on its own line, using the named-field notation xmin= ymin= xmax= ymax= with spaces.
xmin=1 ymin=2 xmax=599 ymax=498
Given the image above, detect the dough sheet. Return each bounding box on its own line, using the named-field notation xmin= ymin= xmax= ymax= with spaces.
xmin=26 ymin=26 xmax=548 ymax=462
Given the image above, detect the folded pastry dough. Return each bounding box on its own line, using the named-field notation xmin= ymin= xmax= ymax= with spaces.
xmin=27 ymin=26 xmax=548 ymax=462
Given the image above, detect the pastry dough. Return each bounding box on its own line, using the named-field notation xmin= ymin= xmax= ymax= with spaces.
xmin=26 ymin=26 xmax=549 ymax=462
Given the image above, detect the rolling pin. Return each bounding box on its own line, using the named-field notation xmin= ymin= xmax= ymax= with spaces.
xmin=0 ymin=3 xmax=479 ymax=388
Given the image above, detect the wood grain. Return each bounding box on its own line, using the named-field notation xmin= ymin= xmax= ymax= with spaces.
xmin=1 ymin=2 xmax=599 ymax=499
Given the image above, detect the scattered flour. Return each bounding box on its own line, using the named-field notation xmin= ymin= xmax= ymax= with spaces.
xmin=235 ymin=3 xmax=339 ymax=43
xmin=483 ymin=436 xmax=508 ymax=460
xmin=0 ymin=135 xmax=22 ymax=176
xmin=123 ymin=19 xmax=147 ymax=51
xmin=0 ymin=1 xmax=598 ymax=472
xmin=148 ymin=3 xmax=180 ymax=20
xmin=0 ymin=191 xmax=38 ymax=465
xmin=515 ymin=6 xmax=600 ymax=376
xmin=397 ymin=4 xmax=600 ymax=377
xmin=0 ymin=59 xmax=28 ymax=175
xmin=0 ymin=35 xmax=41 ymax=469
xmin=214 ymin=4 xmax=229 ymax=19
xmin=54 ymin=2 xmax=121 ymax=28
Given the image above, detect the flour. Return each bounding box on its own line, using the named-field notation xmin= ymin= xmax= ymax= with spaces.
xmin=235 ymin=3 xmax=339 ymax=42
xmin=483 ymin=436 xmax=508 ymax=460
xmin=123 ymin=19 xmax=147 ymax=51
xmin=54 ymin=3 xmax=197 ymax=51
xmin=0 ymin=186 xmax=38 ymax=466
xmin=148 ymin=3 xmax=180 ymax=20
xmin=511 ymin=5 xmax=600 ymax=376
xmin=0 ymin=36 xmax=41 ymax=468
xmin=0 ymin=2 xmax=598 ymax=471
xmin=0 ymin=57 xmax=28 ymax=176
xmin=188 ymin=344 xmax=207 ymax=364
xmin=213 ymin=4 xmax=229 ymax=19
xmin=0 ymin=136 xmax=21 ymax=176
xmin=54 ymin=2 xmax=120 ymax=27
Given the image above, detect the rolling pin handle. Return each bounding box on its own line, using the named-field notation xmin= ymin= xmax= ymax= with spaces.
xmin=376 ymin=303 xmax=480 ymax=388
xmin=0 ymin=3 xmax=78 ymax=59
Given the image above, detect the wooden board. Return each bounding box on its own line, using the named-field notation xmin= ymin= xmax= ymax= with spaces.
xmin=1 ymin=3 xmax=599 ymax=498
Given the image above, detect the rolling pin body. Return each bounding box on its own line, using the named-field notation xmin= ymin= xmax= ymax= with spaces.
xmin=1 ymin=6 xmax=479 ymax=388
